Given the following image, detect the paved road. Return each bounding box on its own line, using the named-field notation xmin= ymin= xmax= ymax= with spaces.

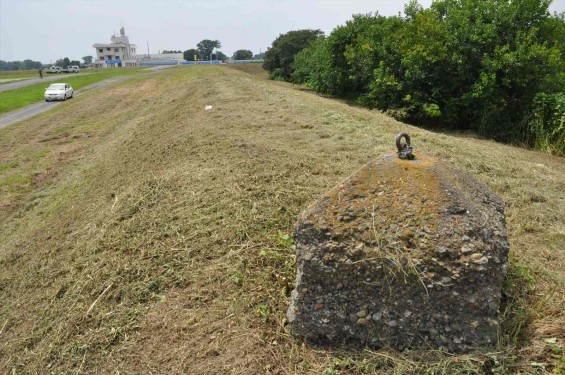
xmin=0 ymin=78 xmax=31 ymax=83
xmin=0 ymin=65 xmax=176 ymax=129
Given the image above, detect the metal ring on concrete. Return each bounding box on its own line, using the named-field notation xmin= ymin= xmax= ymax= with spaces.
xmin=396 ymin=133 xmax=411 ymax=152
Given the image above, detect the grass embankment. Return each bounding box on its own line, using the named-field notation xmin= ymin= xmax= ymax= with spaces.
xmin=0 ymin=64 xmax=563 ymax=374
xmin=0 ymin=70 xmax=39 ymax=79
xmin=225 ymin=63 xmax=269 ymax=79
xmin=0 ymin=67 xmax=150 ymax=114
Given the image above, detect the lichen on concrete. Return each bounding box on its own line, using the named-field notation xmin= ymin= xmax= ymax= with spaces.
xmin=287 ymin=153 xmax=509 ymax=352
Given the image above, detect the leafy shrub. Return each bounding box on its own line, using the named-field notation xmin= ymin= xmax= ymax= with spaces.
xmin=525 ymin=92 xmax=565 ymax=155
xmin=269 ymin=68 xmax=287 ymax=81
xmin=263 ymin=29 xmax=324 ymax=81
xmin=280 ymin=0 xmax=565 ymax=153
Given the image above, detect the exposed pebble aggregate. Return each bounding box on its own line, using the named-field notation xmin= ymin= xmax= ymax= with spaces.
xmin=288 ymin=153 xmax=509 ymax=352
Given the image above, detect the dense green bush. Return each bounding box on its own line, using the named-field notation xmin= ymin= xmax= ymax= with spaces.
xmin=263 ymin=29 xmax=324 ymax=81
xmin=286 ymin=0 xmax=565 ymax=155
xmin=526 ymin=92 xmax=565 ymax=155
xmin=232 ymin=49 xmax=254 ymax=60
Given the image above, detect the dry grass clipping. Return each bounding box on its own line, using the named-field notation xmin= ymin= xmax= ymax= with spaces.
xmin=0 ymin=64 xmax=563 ymax=374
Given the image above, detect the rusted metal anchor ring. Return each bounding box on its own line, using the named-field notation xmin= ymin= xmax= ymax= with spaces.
xmin=396 ymin=132 xmax=415 ymax=160
xmin=396 ymin=133 xmax=411 ymax=152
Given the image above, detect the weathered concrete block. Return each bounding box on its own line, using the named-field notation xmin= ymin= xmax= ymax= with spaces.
xmin=288 ymin=153 xmax=509 ymax=352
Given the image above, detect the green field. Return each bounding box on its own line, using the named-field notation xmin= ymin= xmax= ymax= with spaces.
xmin=0 ymin=69 xmax=39 ymax=79
xmin=0 ymin=65 xmax=563 ymax=374
xmin=0 ymin=67 xmax=151 ymax=114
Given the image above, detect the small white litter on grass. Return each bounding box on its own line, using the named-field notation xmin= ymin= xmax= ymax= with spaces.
xmin=205 ymin=105 xmax=213 ymax=111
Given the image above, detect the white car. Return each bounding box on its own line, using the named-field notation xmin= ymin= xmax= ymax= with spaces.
xmin=44 ymin=83 xmax=74 ymax=101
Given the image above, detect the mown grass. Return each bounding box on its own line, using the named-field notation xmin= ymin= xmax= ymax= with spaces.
xmin=0 ymin=67 xmax=150 ymax=114
xmin=225 ymin=63 xmax=269 ymax=79
xmin=0 ymin=69 xmax=39 ymax=79
xmin=0 ymin=64 xmax=563 ymax=374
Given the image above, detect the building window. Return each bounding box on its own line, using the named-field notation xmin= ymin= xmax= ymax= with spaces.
xmin=114 ymin=48 xmax=119 ymax=52
xmin=100 ymin=56 xmax=104 ymax=60
xmin=106 ymin=48 xmax=110 ymax=51
xmin=98 ymin=48 xmax=103 ymax=52
xmin=115 ymin=56 xmax=120 ymax=60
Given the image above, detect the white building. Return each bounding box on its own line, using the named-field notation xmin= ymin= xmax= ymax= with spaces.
xmin=92 ymin=27 xmax=138 ymax=68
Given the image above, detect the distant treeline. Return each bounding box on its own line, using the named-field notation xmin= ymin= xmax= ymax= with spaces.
xmin=0 ymin=59 xmax=43 ymax=71
xmin=265 ymin=0 xmax=565 ymax=155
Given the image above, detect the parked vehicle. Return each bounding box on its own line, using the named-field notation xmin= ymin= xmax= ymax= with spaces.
xmin=44 ymin=83 xmax=74 ymax=101
xmin=47 ymin=66 xmax=80 ymax=74
xmin=61 ymin=66 xmax=80 ymax=73
xmin=46 ymin=66 xmax=61 ymax=74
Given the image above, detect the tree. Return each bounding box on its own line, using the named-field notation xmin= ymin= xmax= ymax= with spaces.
xmin=232 ymin=49 xmax=253 ymax=60
xmin=55 ymin=57 xmax=72 ymax=67
xmin=197 ymin=39 xmax=221 ymax=60
xmin=292 ymin=36 xmax=332 ymax=89
xmin=254 ymin=52 xmax=266 ymax=59
xmin=215 ymin=51 xmax=228 ymax=61
xmin=23 ymin=59 xmax=42 ymax=70
xmin=82 ymin=56 xmax=93 ymax=66
xmin=288 ymin=0 xmax=565 ymax=154
xmin=0 ymin=60 xmax=43 ymax=71
xmin=70 ymin=60 xmax=81 ymax=67
xmin=263 ymin=29 xmax=324 ymax=80
xmin=404 ymin=0 xmax=423 ymax=20
xmin=183 ymin=49 xmax=199 ymax=61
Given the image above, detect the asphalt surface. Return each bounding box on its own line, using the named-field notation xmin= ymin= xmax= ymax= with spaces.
xmin=0 ymin=65 xmax=176 ymax=129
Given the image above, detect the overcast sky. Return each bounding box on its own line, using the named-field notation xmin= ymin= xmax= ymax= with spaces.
xmin=1 ymin=0 xmax=564 ymax=63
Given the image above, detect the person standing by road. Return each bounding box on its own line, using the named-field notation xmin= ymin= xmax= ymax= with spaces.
xmin=38 ymin=68 xmax=43 ymax=79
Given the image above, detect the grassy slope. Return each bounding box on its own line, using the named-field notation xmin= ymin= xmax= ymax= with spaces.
xmin=0 ymin=70 xmax=39 ymax=79
xmin=0 ymin=65 xmax=563 ymax=374
xmin=0 ymin=67 xmax=150 ymax=114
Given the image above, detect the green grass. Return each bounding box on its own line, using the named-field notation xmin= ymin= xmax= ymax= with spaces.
xmin=0 ymin=160 xmax=18 ymax=172
xmin=0 ymin=70 xmax=38 ymax=79
xmin=0 ymin=67 xmax=150 ymax=114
